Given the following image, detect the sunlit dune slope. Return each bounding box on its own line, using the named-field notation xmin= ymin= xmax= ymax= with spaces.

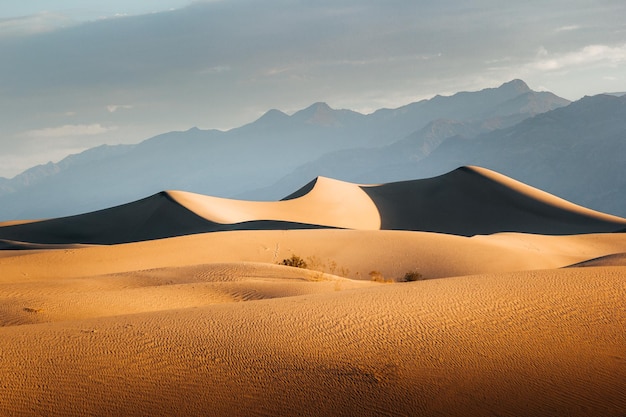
xmin=0 ymin=166 xmax=624 ymax=245
xmin=0 ymin=262 xmax=375 ymax=326
xmin=167 ymin=176 xmax=380 ymax=229
xmin=2 ymin=229 xmax=625 ymax=283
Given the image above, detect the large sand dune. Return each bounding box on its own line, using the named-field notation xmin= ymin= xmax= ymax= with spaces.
xmin=0 ymin=166 xmax=624 ymax=244
xmin=1 ymin=166 xmax=625 ymax=415
xmin=362 ymin=166 xmax=626 ymax=235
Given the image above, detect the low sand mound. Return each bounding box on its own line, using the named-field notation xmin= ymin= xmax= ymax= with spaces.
xmin=361 ymin=166 xmax=626 ymax=235
xmin=0 ymin=262 xmax=374 ymax=327
xmin=566 ymin=252 xmax=626 ymax=267
xmin=2 ymin=229 xmax=625 ymax=283
xmin=0 ymin=267 xmax=624 ymax=416
xmin=0 ymin=166 xmax=624 ymax=245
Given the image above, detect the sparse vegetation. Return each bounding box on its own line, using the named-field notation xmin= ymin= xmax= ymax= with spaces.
xmin=280 ymin=255 xmax=308 ymax=269
xmin=403 ymin=271 xmax=424 ymax=282
xmin=279 ymin=254 xmax=351 ymax=280
xmin=369 ymin=270 xmax=393 ymax=283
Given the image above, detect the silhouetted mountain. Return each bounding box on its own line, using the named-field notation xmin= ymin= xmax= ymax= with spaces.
xmin=400 ymin=94 xmax=626 ymax=217
xmin=0 ymin=80 xmax=569 ymax=220
xmin=274 ymin=94 xmax=625 ymax=217
xmin=244 ymin=90 xmax=570 ymax=201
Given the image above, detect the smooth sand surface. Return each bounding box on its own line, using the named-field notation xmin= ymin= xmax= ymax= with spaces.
xmin=2 ymin=230 xmax=626 ymax=283
xmin=168 ymin=176 xmax=381 ymax=229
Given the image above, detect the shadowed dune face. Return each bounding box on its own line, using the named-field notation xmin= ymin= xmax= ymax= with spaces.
xmin=361 ymin=166 xmax=626 ymax=236
xmin=566 ymin=252 xmax=626 ymax=267
xmin=0 ymin=192 xmax=216 ymax=245
xmin=0 ymin=166 xmax=624 ymax=245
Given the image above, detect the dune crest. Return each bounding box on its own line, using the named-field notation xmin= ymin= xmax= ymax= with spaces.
xmin=167 ymin=176 xmax=381 ymax=230
xmin=0 ymin=166 xmax=624 ymax=245
xmin=466 ymin=166 xmax=626 ymax=222
xmin=361 ymin=166 xmax=626 ymax=235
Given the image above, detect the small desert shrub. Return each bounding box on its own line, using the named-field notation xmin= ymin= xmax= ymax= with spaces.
xmin=369 ymin=270 xmax=393 ymax=283
xmin=280 ymin=255 xmax=308 ymax=269
xmin=403 ymin=271 xmax=424 ymax=282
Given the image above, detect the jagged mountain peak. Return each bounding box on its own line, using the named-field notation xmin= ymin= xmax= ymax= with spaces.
xmin=499 ymin=79 xmax=531 ymax=93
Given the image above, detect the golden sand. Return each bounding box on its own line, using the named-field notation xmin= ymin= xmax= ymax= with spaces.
xmin=1 ymin=167 xmax=624 ymax=415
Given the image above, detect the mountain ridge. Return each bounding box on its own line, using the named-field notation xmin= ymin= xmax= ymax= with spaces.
xmin=252 ymin=93 xmax=626 ymax=217
xmin=0 ymin=80 xmax=573 ymax=220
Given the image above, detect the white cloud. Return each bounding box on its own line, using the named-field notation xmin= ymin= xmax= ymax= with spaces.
xmin=554 ymin=25 xmax=581 ymax=32
xmin=528 ymin=44 xmax=626 ymax=72
xmin=0 ymin=12 xmax=74 ymax=37
xmin=197 ymin=65 xmax=231 ymax=75
xmin=24 ymin=124 xmax=116 ymax=138
xmin=106 ymin=104 xmax=133 ymax=113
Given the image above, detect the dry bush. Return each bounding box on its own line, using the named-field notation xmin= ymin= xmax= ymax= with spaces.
xmin=369 ymin=270 xmax=393 ymax=283
xmin=403 ymin=271 xmax=424 ymax=282
xmin=280 ymin=255 xmax=308 ymax=269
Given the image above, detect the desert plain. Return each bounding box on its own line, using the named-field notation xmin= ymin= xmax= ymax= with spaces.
xmin=1 ymin=166 xmax=625 ymax=416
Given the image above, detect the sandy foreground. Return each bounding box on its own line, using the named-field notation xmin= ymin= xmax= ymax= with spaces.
xmin=1 ymin=229 xmax=625 ymax=416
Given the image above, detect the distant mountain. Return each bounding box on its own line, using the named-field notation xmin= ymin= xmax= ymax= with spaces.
xmin=0 ymin=144 xmax=134 ymax=195
xmin=265 ymin=94 xmax=625 ymax=216
xmin=402 ymin=94 xmax=626 ymax=217
xmin=0 ymin=80 xmax=570 ymax=220
xmin=242 ymin=89 xmax=571 ymax=200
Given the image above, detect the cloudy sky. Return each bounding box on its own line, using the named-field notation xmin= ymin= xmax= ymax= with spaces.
xmin=1 ymin=0 xmax=625 ymax=178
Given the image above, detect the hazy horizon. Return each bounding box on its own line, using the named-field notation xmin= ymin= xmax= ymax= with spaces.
xmin=1 ymin=0 xmax=625 ymax=178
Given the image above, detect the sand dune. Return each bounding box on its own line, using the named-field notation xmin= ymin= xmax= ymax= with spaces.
xmin=168 ymin=175 xmax=381 ymax=229
xmin=0 ymin=262 xmax=375 ymax=327
xmin=2 ymin=230 xmax=625 ymax=284
xmin=1 ymin=166 xmax=625 ymax=415
xmin=0 ymin=166 xmax=624 ymax=244
xmin=566 ymin=252 xmax=626 ymax=267
xmin=1 ymin=264 xmax=624 ymax=416
xmin=1 ymin=228 xmax=624 ymax=415
xmin=361 ymin=166 xmax=626 ymax=235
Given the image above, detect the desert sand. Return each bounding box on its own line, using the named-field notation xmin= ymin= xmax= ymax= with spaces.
xmin=1 ymin=166 xmax=624 ymax=245
xmin=1 ymin=167 xmax=625 ymax=416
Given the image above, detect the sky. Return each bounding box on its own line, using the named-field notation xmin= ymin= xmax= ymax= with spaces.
xmin=1 ymin=0 xmax=625 ymax=178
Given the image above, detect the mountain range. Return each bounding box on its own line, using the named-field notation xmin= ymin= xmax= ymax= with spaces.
xmin=2 ymin=79 xmax=624 ymax=220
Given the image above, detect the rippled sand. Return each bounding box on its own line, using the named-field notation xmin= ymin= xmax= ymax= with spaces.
xmin=1 ymin=230 xmax=625 ymax=416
